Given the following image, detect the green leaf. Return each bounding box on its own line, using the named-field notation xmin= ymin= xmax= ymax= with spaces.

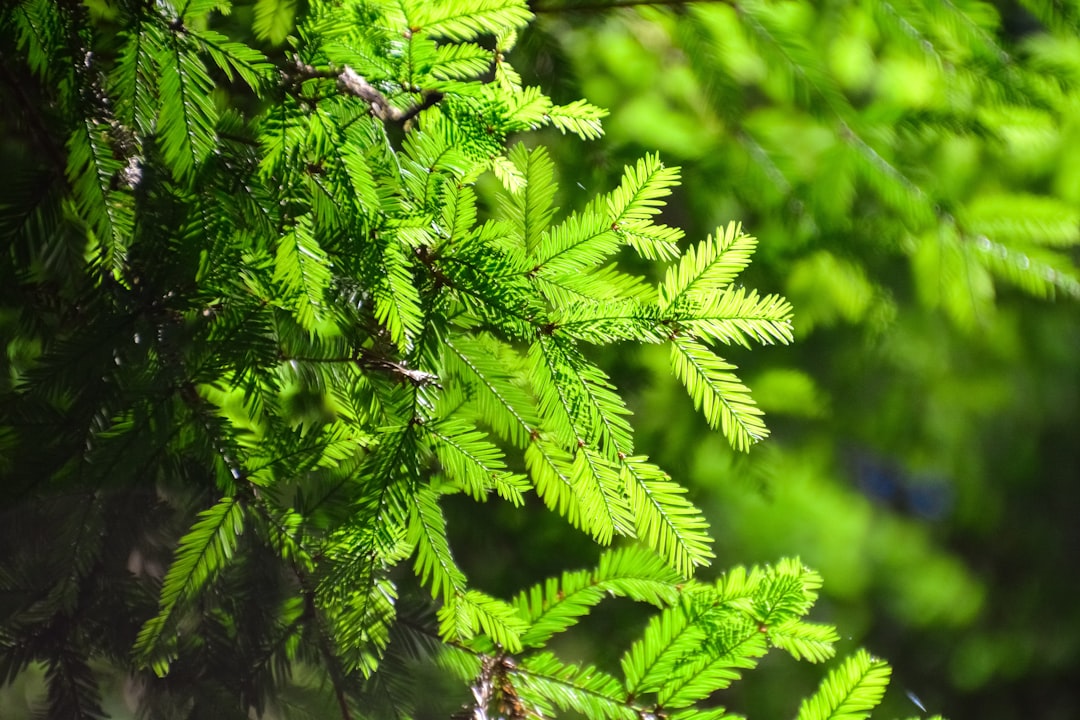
xmin=323 ymin=575 xmax=399 ymax=678
xmin=515 ymin=545 xmax=681 ymax=649
xmin=428 ymin=42 xmax=495 ymax=80
xmin=657 ymin=613 xmax=767 ymax=707
xmin=253 ymin=0 xmax=297 ymax=44
xmin=180 ymin=0 xmax=232 ymax=23
xmin=973 ymin=235 xmax=1080 ymax=299
xmin=425 ymin=417 xmax=529 ymax=505
xmin=437 ymin=181 xmax=479 ymax=247
xmin=739 ymin=557 xmax=824 ymax=623
xmin=912 ymin=226 xmax=996 ymax=329
xmin=515 ymin=652 xmax=635 ymax=720
xmin=65 ymin=120 xmax=132 ymax=258
xmin=7 ymin=0 xmax=65 ymax=81
xmin=619 ymin=220 xmax=683 ymax=262
xmin=439 ymin=590 xmax=528 ymax=653
xmin=530 ymin=335 xmax=635 ymax=459
xmin=273 ymin=214 xmax=333 ymax=333
xmin=193 ymin=29 xmax=273 ymax=93
xmin=768 ymin=619 xmax=839 ymax=663
xmin=795 ymin=649 xmax=893 ymax=720
xmin=505 ymin=85 xmax=554 ymax=131
xmin=537 ymin=263 xmax=658 ymax=308
xmin=669 ymin=337 xmax=768 ymax=452
xmin=621 ymin=456 xmax=715 ymax=576
xmin=375 ymin=233 xmax=424 ymax=351
xmin=608 ymin=153 xmax=680 ymax=227
xmin=622 ymin=600 xmax=707 ymax=696
xmin=525 ymin=440 xmax=585 ymax=531
xmin=443 ymin=334 xmax=540 ymax=448
xmin=407 ymin=0 xmax=533 ymax=42
xmin=547 ymin=99 xmax=607 ymax=140
xmin=963 ymin=193 xmax=1080 ymax=247
xmin=592 ymin=544 xmax=684 ymax=606
xmin=43 ymin=650 xmax=107 ymax=720
xmin=554 ymin=299 xmax=666 ymax=344
xmin=672 ymin=287 xmax=794 ymax=348
xmin=499 ymin=143 xmax=558 ymax=255
xmin=660 ymin=222 xmax=758 ymax=311
xmin=155 ymin=39 xmax=218 ymax=181
xmin=340 ymin=136 xmax=381 ymax=214
xmin=533 ymin=199 xmax=621 ymax=278
xmin=408 ymin=482 xmax=468 ymax=602
xmin=517 ymin=569 xmax=606 ymax=649
xmin=111 ymin=21 xmax=164 ymax=134
xmin=669 ymin=709 xmax=740 ymax=720
xmin=568 ymin=446 xmax=635 ymax=545
xmin=134 ymin=496 xmax=245 ymax=673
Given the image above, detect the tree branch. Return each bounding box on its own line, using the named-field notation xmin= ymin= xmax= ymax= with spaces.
xmin=281 ymin=349 xmax=441 ymax=388
xmin=285 ymin=58 xmax=443 ymax=123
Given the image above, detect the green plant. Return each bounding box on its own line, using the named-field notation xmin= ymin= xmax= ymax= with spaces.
xmin=1 ymin=1 xmax=941 ymax=718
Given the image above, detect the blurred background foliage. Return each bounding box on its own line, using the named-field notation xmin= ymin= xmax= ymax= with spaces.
xmin=3 ymin=1 xmax=1077 ymax=718
xmin=448 ymin=1 xmax=1080 ymax=719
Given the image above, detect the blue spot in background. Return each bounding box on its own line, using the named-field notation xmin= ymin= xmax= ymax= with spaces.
xmin=848 ymin=449 xmax=953 ymax=520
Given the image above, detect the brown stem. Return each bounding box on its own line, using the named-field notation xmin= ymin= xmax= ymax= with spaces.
xmin=281 ymin=349 xmax=441 ymax=387
xmin=294 ymin=572 xmax=354 ymax=720
xmin=286 ymin=58 xmax=442 ymax=123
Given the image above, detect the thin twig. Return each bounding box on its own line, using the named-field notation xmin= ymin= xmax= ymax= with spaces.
xmin=286 ymin=58 xmax=443 ymax=123
xmin=281 ymin=350 xmax=441 ymax=388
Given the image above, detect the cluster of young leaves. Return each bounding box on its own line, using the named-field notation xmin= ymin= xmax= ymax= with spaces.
xmin=0 ymin=0 xmax=927 ymax=719
xmin=446 ymin=551 xmax=941 ymax=720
